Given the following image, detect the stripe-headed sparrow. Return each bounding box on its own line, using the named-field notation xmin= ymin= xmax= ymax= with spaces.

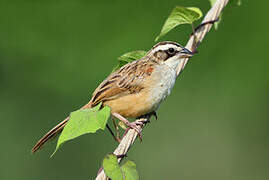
xmin=32 ymin=41 xmax=193 ymax=153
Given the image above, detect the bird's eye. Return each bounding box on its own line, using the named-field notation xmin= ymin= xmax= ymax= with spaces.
xmin=168 ymin=48 xmax=175 ymax=54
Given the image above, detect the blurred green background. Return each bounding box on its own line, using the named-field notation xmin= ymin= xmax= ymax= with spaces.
xmin=1 ymin=0 xmax=268 ymax=179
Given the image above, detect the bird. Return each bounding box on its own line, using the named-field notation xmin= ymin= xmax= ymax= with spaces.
xmin=32 ymin=41 xmax=193 ymax=153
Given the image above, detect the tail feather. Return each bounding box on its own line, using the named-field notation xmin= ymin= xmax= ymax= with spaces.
xmin=31 ymin=117 xmax=69 ymax=153
xmin=32 ymin=102 xmax=93 ymax=153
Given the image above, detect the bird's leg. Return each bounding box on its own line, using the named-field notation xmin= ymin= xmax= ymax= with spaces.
xmin=112 ymin=117 xmax=121 ymax=143
xmin=112 ymin=113 xmax=143 ymax=141
xmin=137 ymin=111 xmax=158 ymax=124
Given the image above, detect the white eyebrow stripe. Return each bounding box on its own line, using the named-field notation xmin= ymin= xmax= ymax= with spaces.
xmin=151 ymin=44 xmax=181 ymax=54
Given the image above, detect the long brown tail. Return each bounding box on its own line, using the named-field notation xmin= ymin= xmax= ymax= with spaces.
xmin=31 ymin=102 xmax=93 ymax=153
xmin=31 ymin=117 xmax=69 ymax=153
xmin=32 ymin=117 xmax=69 ymax=153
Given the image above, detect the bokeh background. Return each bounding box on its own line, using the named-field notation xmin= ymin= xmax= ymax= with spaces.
xmin=1 ymin=0 xmax=268 ymax=179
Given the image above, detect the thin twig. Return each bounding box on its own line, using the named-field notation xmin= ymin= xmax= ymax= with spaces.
xmin=96 ymin=0 xmax=229 ymax=179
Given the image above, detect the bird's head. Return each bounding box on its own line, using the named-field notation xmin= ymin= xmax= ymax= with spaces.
xmin=147 ymin=41 xmax=193 ymax=70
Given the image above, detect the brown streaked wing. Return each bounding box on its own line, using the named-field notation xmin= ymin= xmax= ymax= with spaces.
xmin=90 ymin=57 xmax=156 ymax=106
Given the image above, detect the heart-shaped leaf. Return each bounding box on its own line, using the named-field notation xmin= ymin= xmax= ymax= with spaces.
xmin=103 ymin=154 xmax=139 ymax=180
xmin=155 ymin=6 xmax=203 ymax=41
xmin=121 ymin=160 xmax=139 ymax=180
xmin=103 ymin=154 xmax=123 ymax=180
xmin=51 ymin=103 xmax=110 ymax=156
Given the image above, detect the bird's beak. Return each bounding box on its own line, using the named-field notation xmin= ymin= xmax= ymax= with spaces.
xmin=180 ymin=47 xmax=194 ymax=58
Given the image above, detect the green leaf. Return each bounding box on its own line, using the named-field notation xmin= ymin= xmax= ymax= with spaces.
xmin=118 ymin=50 xmax=147 ymax=63
xmin=209 ymin=0 xmax=217 ymax=6
xmin=112 ymin=50 xmax=147 ymax=72
xmin=52 ymin=103 xmax=110 ymax=156
xmin=121 ymin=161 xmax=139 ymax=180
xmin=103 ymin=154 xmax=139 ymax=180
xmin=103 ymin=154 xmax=123 ymax=180
xmin=155 ymin=6 xmax=203 ymax=41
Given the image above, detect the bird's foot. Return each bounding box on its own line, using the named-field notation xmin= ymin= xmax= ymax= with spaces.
xmin=125 ymin=121 xmax=143 ymax=141
xmin=112 ymin=113 xmax=143 ymax=141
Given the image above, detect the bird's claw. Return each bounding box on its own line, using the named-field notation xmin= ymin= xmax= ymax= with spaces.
xmin=125 ymin=122 xmax=143 ymax=141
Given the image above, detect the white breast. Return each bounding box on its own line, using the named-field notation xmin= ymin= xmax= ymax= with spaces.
xmin=147 ymin=62 xmax=178 ymax=110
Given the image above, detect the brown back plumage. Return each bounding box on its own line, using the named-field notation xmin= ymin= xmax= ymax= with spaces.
xmin=90 ymin=57 xmax=158 ymax=107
